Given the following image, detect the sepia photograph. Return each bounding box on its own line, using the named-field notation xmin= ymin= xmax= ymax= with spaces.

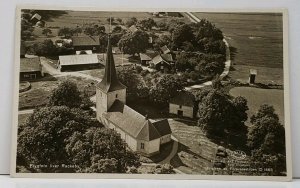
xmin=11 ymin=6 xmax=292 ymax=180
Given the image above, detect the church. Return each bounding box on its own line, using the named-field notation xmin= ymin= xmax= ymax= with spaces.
xmin=96 ymin=37 xmax=172 ymax=156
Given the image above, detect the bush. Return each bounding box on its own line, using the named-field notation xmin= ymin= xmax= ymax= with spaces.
xmin=136 ymin=65 xmax=143 ymax=73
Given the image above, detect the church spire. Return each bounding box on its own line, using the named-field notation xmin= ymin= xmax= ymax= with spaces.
xmin=97 ymin=35 xmax=126 ymax=93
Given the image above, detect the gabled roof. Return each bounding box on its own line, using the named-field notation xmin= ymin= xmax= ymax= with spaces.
xmin=96 ymin=37 xmax=126 ymax=93
xmin=72 ymin=36 xmax=100 ymax=46
xmin=128 ymin=25 xmax=138 ymax=33
xmin=170 ymin=91 xmax=195 ymax=107
xmin=150 ymin=54 xmax=173 ymax=65
xmin=160 ymin=45 xmax=171 ymax=54
xmin=106 ymin=100 xmax=160 ymax=141
xmin=20 ymin=57 xmax=41 ymax=73
xmin=152 ymin=119 xmax=172 ymax=136
xmin=59 ymin=54 xmax=99 ymax=66
xmin=139 ymin=52 xmax=158 ymax=61
xmin=250 ymin=69 xmax=257 ymax=75
xmin=31 ymin=13 xmax=41 ymax=21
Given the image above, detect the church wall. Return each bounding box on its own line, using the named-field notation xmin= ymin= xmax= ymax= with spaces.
xmin=107 ymin=89 xmax=126 ymax=109
xmin=137 ymin=138 xmax=160 ymax=156
xmin=160 ymin=134 xmax=172 ymax=145
xmin=96 ymin=88 xmax=107 ymax=122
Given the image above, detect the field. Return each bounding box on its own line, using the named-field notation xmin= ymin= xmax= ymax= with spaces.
xmin=18 ymin=75 xmax=97 ymax=110
xmin=229 ymin=87 xmax=284 ymax=125
xmin=168 ymin=119 xmax=217 ymax=174
xmin=193 ymin=12 xmax=283 ymax=68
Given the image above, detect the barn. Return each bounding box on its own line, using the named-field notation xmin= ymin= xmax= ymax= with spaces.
xmin=71 ymin=36 xmax=100 ymax=54
xmin=149 ymin=54 xmax=174 ymax=72
xmin=58 ymin=54 xmax=101 ymax=71
xmin=20 ymin=57 xmax=43 ymax=81
xmin=96 ymin=37 xmax=172 ymax=156
xmin=139 ymin=52 xmax=158 ymax=66
xmin=169 ymin=91 xmax=196 ymax=118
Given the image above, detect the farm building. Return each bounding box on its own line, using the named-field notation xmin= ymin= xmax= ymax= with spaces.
xmin=149 ymin=54 xmax=174 ymax=71
xmin=96 ymin=37 xmax=172 ymax=156
xmin=249 ymin=69 xmax=258 ymax=84
xmin=58 ymin=54 xmax=101 ymax=71
xmin=160 ymin=45 xmax=171 ymax=54
xmin=128 ymin=25 xmax=138 ymax=33
xmin=139 ymin=52 xmax=158 ymax=66
xmin=30 ymin=13 xmax=41 ymax=23
xmin=71 ymin=36 xmax=100 ymax=54
xmin=20 ymin=57 xmax=43 ymax=81
xmin=169 ymin=91 xmax=196 ymax=118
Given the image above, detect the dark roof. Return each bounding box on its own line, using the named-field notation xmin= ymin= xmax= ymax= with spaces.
xmin=150 ymin=54 xmax=173 ymax=65
xmin=160 ymin=45 xmax=171 ymax=54
xmin=170 ymin=91 xmax=195 ymax=107
xmin=20 ymin=57 xmax=41 ymax=73
xmin=96 ymin=37 xmax=126 ymax=93
xmin=72 ymin=36 xmax=100 ymax=46
xmin=59 ymin=54 xmax=99 ymax=66
xmin=106 ymin=100 xmax=161 ymax=141
xmin=152 ymin=119 xmax=172 ymax=136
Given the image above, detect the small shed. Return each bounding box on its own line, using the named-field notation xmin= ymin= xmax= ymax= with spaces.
xmin=128 ymin=25 xmax=138 ymax=33
xmin=58 ymin=54 xmax=100 ymax=71
xmin=169 ymin=91 xmax=196 ymax=118
xmin=30 ymin=13 xmax=42 ymax=23
xmin=20 ymin=57 xmax=43 ymax=80
xmin=249 ymin=69 xmax=257 ymax=84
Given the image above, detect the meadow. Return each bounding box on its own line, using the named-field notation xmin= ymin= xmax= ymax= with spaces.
xmin=229 ymin=87 xmax=284 ymax=125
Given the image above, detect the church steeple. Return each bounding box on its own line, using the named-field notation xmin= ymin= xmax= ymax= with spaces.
xmin=97 ymin=36 xmax=126 ymax=93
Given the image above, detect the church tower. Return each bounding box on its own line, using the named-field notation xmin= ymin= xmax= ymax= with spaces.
xmin=96 ymin=36 xmax=126 ymax=123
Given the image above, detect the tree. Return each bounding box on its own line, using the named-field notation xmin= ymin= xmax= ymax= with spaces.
xmin=153 ymin=34 xmax=171 ymax=51
xmin=66 ymin=127 xmax=140 ymax=173
xmin=58 ymin=27 xmax=73 ymax=38
xmin=247 ymin=104 xmax=286 ymax=175
xmin=125 ymin=17 xmax=138 ymax=27
xmin=172 ymin=24 xmax=195 ymax=50
xmin=118 ymin=30 xmax=149 ymax=56
xmin=138 ymin=18 xmax=156 ymax=31
xmin=197 ymin=88 xmax=248 ymax=140
xmin=31 ymin=39 xmax=57 ymax=56
xmin=84 ymin=25 xmax=105 ymax=36
xmin=42 ymin=28 xmax=52 ymax=37
xmin=48 ymin=81 xmax=82 ymax=108
xmin=17 ymin=106 xmax=100 ymax=172
xmin=72 ymin=27 xmax=82 ymax=36
xmin=150 ymin=74 xmax=184 ymax=105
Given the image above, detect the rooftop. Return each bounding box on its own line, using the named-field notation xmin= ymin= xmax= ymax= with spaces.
xmin=72 ymin=36 xmax=100 ymax=46
xmin=20 ymin=57 xmax=41 ymax=73
xmin=59 ymin=54 xmax=99 ymax=66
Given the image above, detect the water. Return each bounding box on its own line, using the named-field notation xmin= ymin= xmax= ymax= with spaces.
xmin=193 ymin=12 xmax=283 ymax=68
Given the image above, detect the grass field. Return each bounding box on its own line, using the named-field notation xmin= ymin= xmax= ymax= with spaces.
xmin=229 ymin=87 xmax=284 ymax=125
xmin=18 ymin=114 xmax=31 ymax=125
xmin=168 ymin=119 xmax=217 ymax=174
xmin=18 ymin=75 xmax=97 ymax=110
xmin=193 ymin=12 xmax=283 ymax=69
xmin=228 ymin=65 xmax=284 ymax=85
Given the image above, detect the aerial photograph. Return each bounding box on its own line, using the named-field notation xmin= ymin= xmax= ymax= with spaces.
xmin=14 ymin=9 xmax=287 ymax=177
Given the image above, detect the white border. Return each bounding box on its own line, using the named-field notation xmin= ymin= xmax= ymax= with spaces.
xmin=10 ymin=5 xmax=292 ymax=181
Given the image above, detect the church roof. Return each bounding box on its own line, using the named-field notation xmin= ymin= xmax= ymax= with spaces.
xmin=105 ymin=100 xmax=170 ymax=141
xmin=96 ymin=37 xmax=126 ymax=93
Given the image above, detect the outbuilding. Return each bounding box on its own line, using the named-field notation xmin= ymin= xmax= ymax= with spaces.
xmin=71 ymin=36 xmax=100 ymax=54
xmin=149 ymin=54 xmax=174 ymax=72
xmin=169 ymin=91 xmax=196 ymax=118
xmin=20 ymin=57 xmax=43 ymax=81
xmin=58 ymin=54 xmax=101 ymax=71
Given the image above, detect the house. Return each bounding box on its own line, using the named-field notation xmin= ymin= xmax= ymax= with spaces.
xmin=149 ymin=54 xmax=174 ymax=72
xmin=139 ymin=52 xmax=158 ymax=66
xmin=160 ymin=45 xmax=171 ymax=54
xmin=96 ymin=37 xmax=172 ymax=156
xmin=58 ymin=54 xmax=101 ymax=71
xmin=128 ymin=25 xmax=138 ymax=33
xmin=20 ymin=57 xmax=43 ymax=81
xmin=30 ymin=13 xmax=41 ymax=23
xmin=71 ymin=36 xmax=100 ymax=54
xmin=169 ymin=91 xmax=196 ymax=118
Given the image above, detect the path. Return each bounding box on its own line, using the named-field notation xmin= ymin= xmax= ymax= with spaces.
xmin=18 ymin=109 xmax=34 ymax=115
xmin=158 ymin=135 xmax=179 ymax=164
xmin=184 ymin=12 xmax=231 ymax=91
